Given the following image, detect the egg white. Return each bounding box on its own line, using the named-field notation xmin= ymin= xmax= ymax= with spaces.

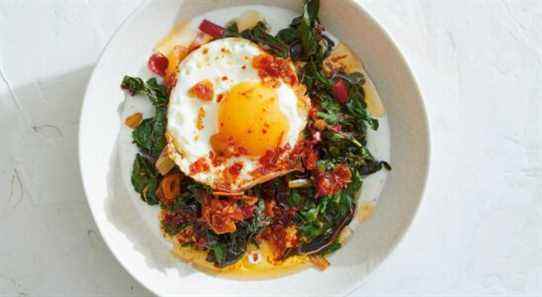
xmin=166 ymin=37 xmax=308 ymax=191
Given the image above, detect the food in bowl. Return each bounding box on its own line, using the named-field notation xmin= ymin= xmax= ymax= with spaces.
xmin=121 ymin=0 xmax=390 ymax=277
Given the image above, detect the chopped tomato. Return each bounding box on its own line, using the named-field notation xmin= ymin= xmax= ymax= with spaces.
xmin=189 ymin=80 xmax=214 ymax=101
xmin=148 ymin=52 xmax=169 ymax=76
xmin=198 ymin=19 xmax=225 ymax=38
xmin=332 ymin=79 xmax=349 ymax=104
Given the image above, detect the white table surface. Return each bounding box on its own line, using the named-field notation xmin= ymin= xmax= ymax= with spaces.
xmin=1 ymin=0 xmax=541 ymax=296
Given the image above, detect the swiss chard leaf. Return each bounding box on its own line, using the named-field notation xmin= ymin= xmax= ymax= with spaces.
xmin=240 ymin=22 xmax=289 ymax=58
xmin=132 ymin=119 xmax=154 ymax=152
xmin=206 ymin=199 xmax=270 ymax=268
xmin=121 ymin=76 xmax=168 ymax=107
xmin=121 ymin=76 xmax=145 ymax=95
xmin=277 ymin=27 xmax=298 ymax=44
xmin=125 ymin=75 xmax=168 ymax=159
xmin=132 ymin=107 xmax=167 ymax=159
xmin=131 ymin=154 xmax=160 ymax=205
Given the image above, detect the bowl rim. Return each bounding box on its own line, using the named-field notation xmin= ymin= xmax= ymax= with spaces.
xmin=78 ymin=0 xmax=431 ymax=295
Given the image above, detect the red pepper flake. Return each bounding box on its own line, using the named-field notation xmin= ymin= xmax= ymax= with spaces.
xmin=148 ymin=52 xmax=169 ymax=76
xmin=198 ymin=19 xmax=225 ymax=38
xmin=332 ymin=79 xmax=349 ymax=104
xmin=210 ymin=135 xmax=249 ymax=158
xmin=241 ymin=65 xmax=247 ymax=70
xmin=221 ymin=76 xmax=228 ymax=81
xmin=228 ymin=162 xmax=244 ymax=177
xmin=260 ymin=224 xmax=299 ymax=260
xmin=189 ymin=157 xmax=210 ymax=175
xmin=259 ymin=146 xmax=284 ymax=169
xmin=315 ymin=164 xmax=352 ymax=197
xmin=202 ymin=196 xmax=244 ymax=234
xmin=252 ymin=54 xmax=298 ymax=86
xmin=304 ymin=146 xmax=319 ymax=170
xmin=216 ymin=93 xmax=224 ymax=103
xmin=189 ymin=79 xmax=214 ymax=101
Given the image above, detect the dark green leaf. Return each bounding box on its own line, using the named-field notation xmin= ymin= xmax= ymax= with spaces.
xmin=240 ymin=22 xmax=289 ymax=58
xmin=305 ymin=0 xmax=320 ymax=26
xmin=223 ymin=22 xmax=240 ymax=37
xmin=298 ymin=19 xmax=316 ymax=58
xmin=277 ymin=27 xmax=298 ymax=44
xmin=132 ymin=119 xmax=153 ymax=152
xmin=145 ymin=78 xmax=168 ymax=107
xmin=288 ymin=190 xmax=303 ymax=207
xmin=121 ymin=76 xmax=145 ymax=95
xmin=131 ymin=154 xmax=160 ymax=205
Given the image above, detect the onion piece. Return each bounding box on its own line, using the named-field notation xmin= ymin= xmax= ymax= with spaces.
xmin=212 ymin=191 xmax=244 ymax=197
xmin=309 ymin=255 xmax=329 ymax=271
xmin=288 ymin=178 xmax=312 ymax=188
xmin=155 ymin=148 xmax=175 ymax=175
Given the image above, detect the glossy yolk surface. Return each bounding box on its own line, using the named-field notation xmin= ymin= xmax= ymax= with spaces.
xmin=211 ymin=82 xmax=289 ymax=157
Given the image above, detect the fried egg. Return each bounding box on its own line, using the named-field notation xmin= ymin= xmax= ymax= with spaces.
xmin=166 ymin=37 xmax=310 ymax=192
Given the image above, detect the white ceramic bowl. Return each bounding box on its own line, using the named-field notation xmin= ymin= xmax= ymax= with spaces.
xmin=79 ymin=0 xmax=430 ymax=296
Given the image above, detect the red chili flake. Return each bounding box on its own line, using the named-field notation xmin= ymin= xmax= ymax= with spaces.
xmin=202 ymin=196 xmax=244 ymax=234
xmin=198 ymin=19 xmax=225 ymax=38
xmin=241 ymin=65 xmax=247 ymax=70
xmin=304 ymin=147 xmax=319 ymax=170
xmin=221 ymin=76 xmax=228 ymax=81
xmin=332 ymin=79 xmax=349 ymax=104
xmin=252 ymin=54 xmax=298 ymax=85
xmin=148 ymin=52 xmax=169 ymax=76
xmin=260 ymin=224 xmax=299 ymax=260
xmin=189 ymin=157 xmax=210 ymax=175
xmin=315 ymin=164 xmax=352 ymax=197
xmin=228 ymin=162 xmax=244 ymax=177
xmin=259 ymin=146 xmax=285 ymax=169
xmin=189 ymin=80 xmax=214 ymax=101
xmin=216 ymin=93 xmax=224 ymax=103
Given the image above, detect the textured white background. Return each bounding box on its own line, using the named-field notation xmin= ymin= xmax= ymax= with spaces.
xmin=0 ymin=0 xmax=541 ymax=296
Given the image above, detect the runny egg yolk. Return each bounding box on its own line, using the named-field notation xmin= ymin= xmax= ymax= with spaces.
xmin=211 ymin=82 xmax=289 ymax=157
